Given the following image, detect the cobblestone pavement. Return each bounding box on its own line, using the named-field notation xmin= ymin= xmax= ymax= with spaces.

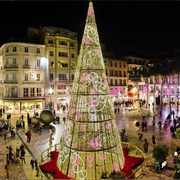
xmin=0 ymin=105 xmax=179 ymax=179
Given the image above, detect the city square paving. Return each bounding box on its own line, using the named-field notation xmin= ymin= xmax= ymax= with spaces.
xmin=0 ymin=105 xmax=179 ymax=179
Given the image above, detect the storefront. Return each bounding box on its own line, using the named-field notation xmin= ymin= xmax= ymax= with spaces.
xmin=2 ymin=98 xmax=45 ymax=114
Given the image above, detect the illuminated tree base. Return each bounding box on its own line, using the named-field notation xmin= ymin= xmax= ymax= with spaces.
xmin=58 ymin=150 xmax=123 ymax=180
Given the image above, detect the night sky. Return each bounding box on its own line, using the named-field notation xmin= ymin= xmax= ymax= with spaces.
xmin=1 ymin=1 xmax=180 ymax=58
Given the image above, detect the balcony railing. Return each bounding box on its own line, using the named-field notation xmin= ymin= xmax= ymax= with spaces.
xmin=4 ymin=80 xmax=18 ymax=83
xmin=23 ymin=80 xmax=43 ymax=84
xmin=4 ymin=64 xmax=18 ymax=68
xmin=23 ymin=65 xmax=30 ymax=69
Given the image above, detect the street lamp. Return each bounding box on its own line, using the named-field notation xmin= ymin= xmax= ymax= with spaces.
xmin=49 ymin=86 xmax=53 ymax=111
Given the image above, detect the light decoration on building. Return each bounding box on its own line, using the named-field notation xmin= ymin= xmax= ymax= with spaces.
xmin=110 ymin=87 xmax=122 ymax=95
xmin=166 ymin=88 xmax=171 ymax=95
xmin=57 ymin=2 xmax=125 ymax=179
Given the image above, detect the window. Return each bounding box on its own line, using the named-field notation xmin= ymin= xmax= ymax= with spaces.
xmin=110 ymin=61 xmax=113 ymax=67
xmin=59 ymin=41 xmax=68 ymax=46
xmin=25 ymin=47 xmax=28 ymax=52
xmin=50 ymin=62 xmax=54 ymax=68
xmin=13 ymin=47 xmax=16 ymax=52
xmin=23 ymin=88 xmax=28 ymax=97
xmin=57 ymin=85 xmax=66 ymax=90
xmin=36 ymin=59 xmax=41 ymax=68
xmin=123 ymin=80 xmax=126 ymax=86
xmin=106 ymin=69 xmax=108 ymax=76
xmin=58 ymin=74 xmax=67 ymax=81
xmin=13 ymin=58 xmax=16 ymax=65
xmin=6 ymin=47 xmax=9 ymax=53
xmin=71 ymin=53 xmax=75 ymax=58
xmin=37 ymin=48 xmax=40 ymax=53
xmin=115 ymin=79 xmax=118 ymax=86
xmin=124 ymin=63 xmax=126 ymax=68
xmin=124 ymin=71 xmax=126 ymax=77
xmin=6 ymin=59 xmax=9 ymax=65
xmin=24 ymin=59 xmax=29 ymax=66
xmin=6 ymin=74 xmax=9 ymax=80
xmin=37 ymin=88 xmax=41 ymax=96
xmin=50 ymin=74 xmax=54 ymax=82
xmin=115 ymin=70 xmax=118 ymax=76
xmin=110 ymin=70 xmax=113 ymax=76
xmin=30 ymin=88 xmax=35 ymax=97
xmin=12 ymin=74 xmax=17 ymax=82
xmin=115 ymin=62 xmax=117 ymax=67
xmin=48 ymin=40 xmax=53 ymax=44
xmin=119 ymin=62 xmax=121 ymax=67
xmin=110 ymin=79 xmax=113 ymax=86
xmin=50 ymin=51 xmax=54 ymax=56
xmin=119 ymin=79 xmax=122 ymax=86
xmin=58 ymin=52 xmax=68 ymax=57
xmin=25 ymin=73 xmax=28 ymax=81
xmin=119 ymin=71 xmax=122 ymax=77
xmin=61 ymin=63 xmax=68 ymax=68
xmin=71 ymin=74 xmax=74 ymax=80
xmin=70 ymin=43 xmax=75 ymax=48
xmin=36 ymin=74 xmax=40 ymax=81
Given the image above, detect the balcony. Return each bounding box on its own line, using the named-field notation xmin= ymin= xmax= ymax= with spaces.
xmin=23 ymin=65 xmax=30 ymax=69
xmin=4 ymin=80 xmax=18 ymax=84
xmin=4 ymin=64 xmax=18 ymax=69
xmin=23 ymin=80 xmax=43 ymax=84
xmin=35 ymin=66 xmax=42 ymax=69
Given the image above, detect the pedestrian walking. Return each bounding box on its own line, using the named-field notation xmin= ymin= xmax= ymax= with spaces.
xmin=138 ymin=131 xmax=143 ymax=141
xmin=4 ymin=160 xmax=10 ymax=179
xmin=6 ymin=146 xmax=9 ymax=160
xmin=30 ymin=158 xmax=35 ymax=169
xmin=49 ymin=127 xmax=53 ymax=140
xmin=3 ymin=129 xmax=7 ymax=140
xmin=16 ymin=146 xmax=20 ymax=158
xmin=161 ymin=160 xmax=167 ymax=173
xmin=135 ymin=120 xmax=140 ymax=131
xmin=34 ymin=160 xmax=39 ymax=177
xmin=152 ymin=135 xmax=156 ymax=147
xmin=20 ymin=148 xmax=26 ymax=165
xmin=25 ymin=130 xmax=32 ymax=143
xmin=158 ymin=120 xmax=162 ymax=130
xmin=143 ymin=138 xmax=149 ymax=154
xmin=152 ymin=116 xmax=155 ymax=127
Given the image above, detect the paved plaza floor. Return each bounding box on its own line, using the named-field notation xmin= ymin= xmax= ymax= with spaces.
xmin=0 ymin=105 xmax=179 ymax=179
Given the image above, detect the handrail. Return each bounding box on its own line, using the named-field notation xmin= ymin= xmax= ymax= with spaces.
xmin=38 ymin=142 xmax=146 ymax=180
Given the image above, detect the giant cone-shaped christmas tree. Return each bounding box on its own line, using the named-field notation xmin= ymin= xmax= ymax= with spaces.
xmin=58 ymin=1 xmax=125 ymax=179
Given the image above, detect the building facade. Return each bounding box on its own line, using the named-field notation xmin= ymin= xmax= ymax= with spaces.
xmin=1 ymin=26 xmax=178 ymax=115
xmin=0 ymin=42 xmax=46 ymax=114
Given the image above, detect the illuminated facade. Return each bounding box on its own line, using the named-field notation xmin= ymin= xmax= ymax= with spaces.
xmin=41 ymin=26 xmax=78 ymax=112
xmin=0 ymin=42 xmax=46 ymax=113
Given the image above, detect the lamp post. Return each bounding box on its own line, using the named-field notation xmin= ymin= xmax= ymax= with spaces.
xmin=49 ymin=85 xmax=53 ymax=111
